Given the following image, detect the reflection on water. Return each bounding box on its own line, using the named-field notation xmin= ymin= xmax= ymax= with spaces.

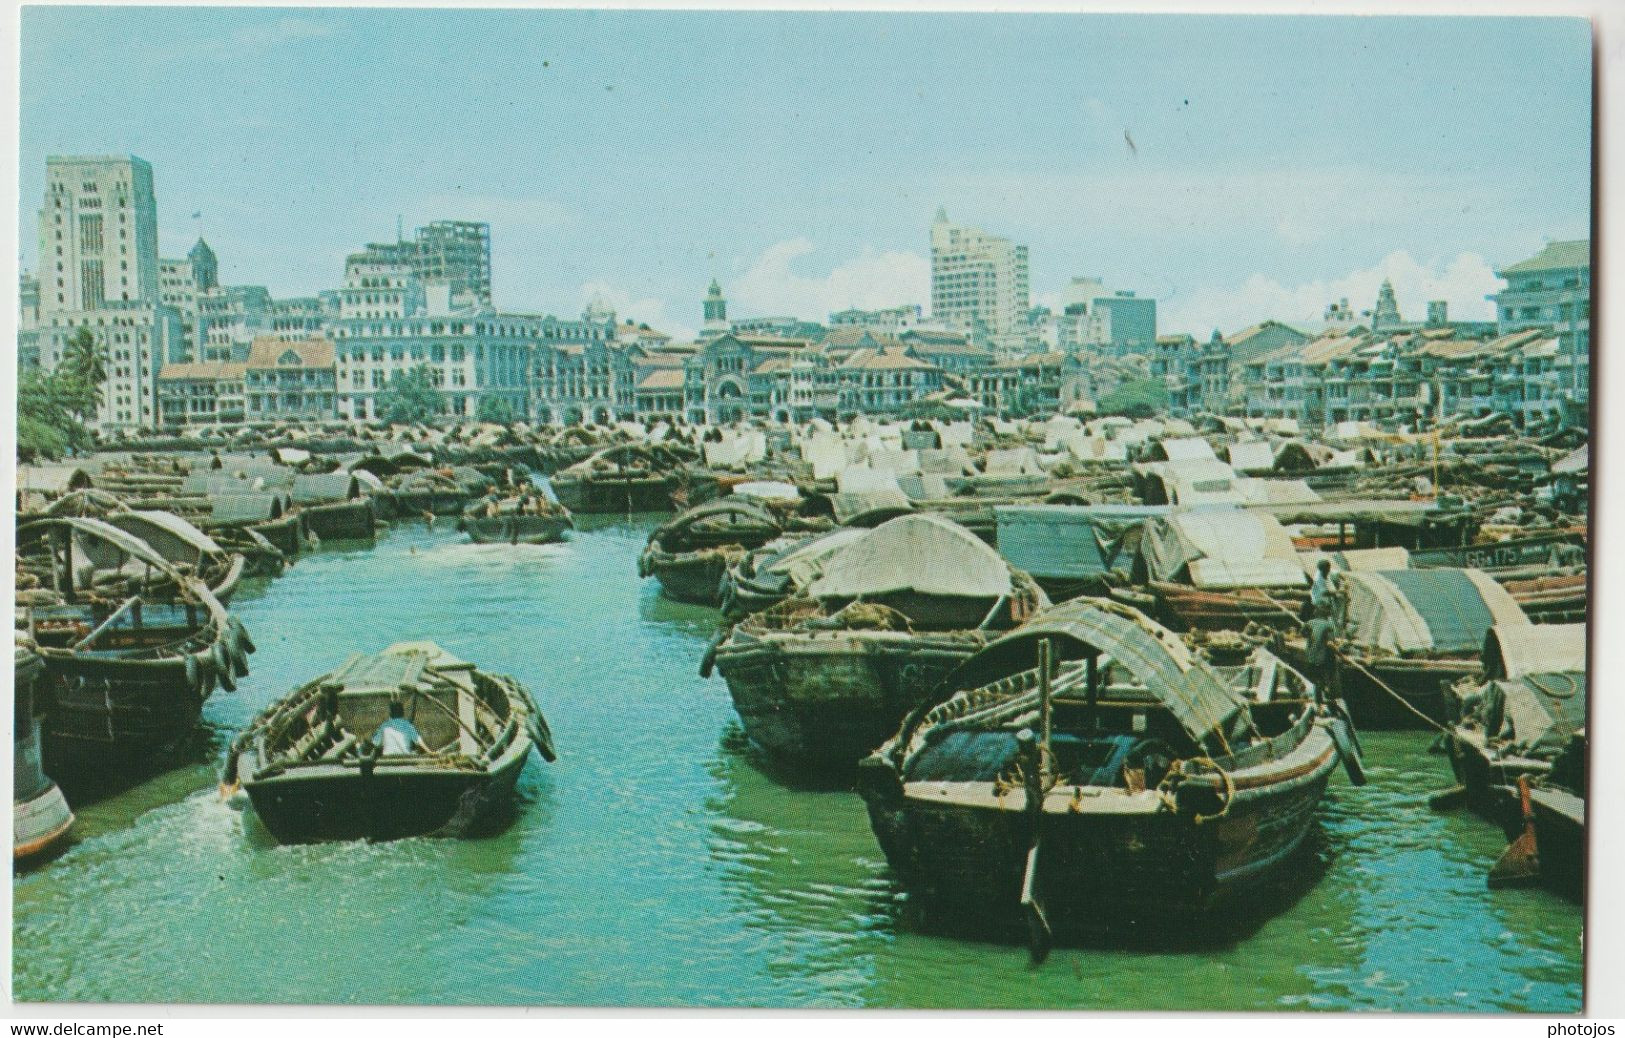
xmin=13 ymin=520 xmax=1583 ymax=1010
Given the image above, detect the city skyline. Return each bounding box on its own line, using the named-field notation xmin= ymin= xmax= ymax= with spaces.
xmin=20 ymin=9 xmax=1592 ymax=338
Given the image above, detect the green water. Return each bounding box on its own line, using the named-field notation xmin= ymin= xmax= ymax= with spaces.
xmin=13 ymin=519 xmax=1583 ymax=1010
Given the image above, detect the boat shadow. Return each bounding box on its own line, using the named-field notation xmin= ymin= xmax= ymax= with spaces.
xmin=46 ymin=723 xmax=226 ymax=810
xmin=717 ymin=722 xmax=860 ymax=793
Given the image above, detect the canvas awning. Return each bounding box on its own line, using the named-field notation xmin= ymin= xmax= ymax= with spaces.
xmin=1139 ymin=509 xmax=1306 ymax=589
xmin=1482 ymin=622 xmax=1586 ymax=679
xmin=1340 ymin=568 xmax=1529 ymax=655
xmin=808 ymin=513 xmax=1012 ymax=601
xmin=995 ymin=504 xmax=1168 ymax=581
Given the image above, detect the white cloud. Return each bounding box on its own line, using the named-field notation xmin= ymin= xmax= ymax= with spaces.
xmin=730 ymin=239 xmax=929 ymax=321
xmin=932 ymin=166 xmax=1506 ymax=250
xmin=577 ymin=282 xmax=695 ymax=342
xmin=1159 ymin=250 xmax=1501 ymax=337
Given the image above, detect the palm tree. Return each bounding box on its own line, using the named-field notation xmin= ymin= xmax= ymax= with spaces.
xmin=59 ymin=328 xmax=109 ymax=422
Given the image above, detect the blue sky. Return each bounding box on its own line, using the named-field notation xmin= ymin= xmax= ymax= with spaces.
xmin=19 ymin=8 xmax=1592 ymax=337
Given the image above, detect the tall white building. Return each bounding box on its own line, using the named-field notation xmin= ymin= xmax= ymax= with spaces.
xmin=929 ymin=208 xmax=1030 ymax=354
xmin=34 ymin=155 xmax=180 ymax=430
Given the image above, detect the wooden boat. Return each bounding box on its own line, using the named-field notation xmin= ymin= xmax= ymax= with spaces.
xmin=638 ymin=498 xmax=787 ymax=606
xmin=16 ymin=517 xmax=250 ymax=769
xmin=708 ymin=514 xmax=1049 ymax=772
xmin=460 ymin=492 xmax=574 ymax=545
xmin=14 ymin=634 xmax=74 ymax=861
xmin=1274 ymin=567 xmax=1531 ymax=729
xmin=1441 ymin=623 xmax=1585 ymax=821
xmin=291 ymin=472 xmax=378 ymax=542
xmin=1488 ymin=744 xmax=1584 ymax=901
xmin=858 ymin=598 xmax=1361 ymax=947
xmin=1498 ymin=572 xmax=1587 ymax=625
xmin=224 ymin=642 xmax=555 ymax=844
xmin=34 ymin=491 xmax=250 ymax=602
xmin=551 ymin=443 xmax=697 ymax=514
xmin=1411 ymin=529 xmax=1585 ymax=573
xmin=1132 ymin=511 xmax=1310 ymax=632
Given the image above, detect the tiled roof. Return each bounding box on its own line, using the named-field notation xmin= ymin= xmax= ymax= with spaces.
xmin=991 ymin=351 xmax=1067 ymax=369
xmin=1497 ymin=240 xmax=1589 ymax=276
xmin=636 ymin=369 xmax=685 ymax=391
xmin=159 ymin=361 xmax=247 ymax=381
xmin=247 ymin=335 xmax=335 ymax=368
xmin=840 ymin=347 xmax=934 ymax=371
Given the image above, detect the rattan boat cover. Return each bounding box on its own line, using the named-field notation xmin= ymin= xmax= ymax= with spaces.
xmin=941 ymin=598 xmax=1247 ymax=744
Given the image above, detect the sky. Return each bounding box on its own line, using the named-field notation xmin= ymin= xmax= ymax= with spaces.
xmin=18 ymin=8 xmax=1593 ymax=339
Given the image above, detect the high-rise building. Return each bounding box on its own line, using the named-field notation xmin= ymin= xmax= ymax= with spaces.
xmin=34 ymin=155 xmax=180 ymax=429
xmin=1055 ymin=277 xmax=1156 ymax=356
xmin=37 ymin=155 xmax=161 ymax=316
xmin=929 ymin=208 xmax=1029 ymax=353
xmin=413 ymin=220 xmax=492 ymax=305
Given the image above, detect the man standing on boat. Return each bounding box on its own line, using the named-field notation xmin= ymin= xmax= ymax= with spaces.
xmin=373 ymin=700 xmax=433 ymax=756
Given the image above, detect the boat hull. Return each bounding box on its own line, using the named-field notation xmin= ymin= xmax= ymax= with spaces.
xmin=464 ymin=514 xmax=572 ymax=545
xmin=862 ymin=727 xmax=1337 ymax=932
xmin=302 ymin=499 xmax=378 ymax=542
xmin=644 ymin=549 xmax=733 ymax=606
xmin=1492 ymin=784 xmax=1585 ymax=901
xmin=552 ymin=476 xmax=674 ymax=514
xmin=715 ymin=631 xmax=984 ymax=771
xmin=244 ymin=752 xmax=529 ymax=844
xmin=40 ymin=657 xmax=210 ymax=768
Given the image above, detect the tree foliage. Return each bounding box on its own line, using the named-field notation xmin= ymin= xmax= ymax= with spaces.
xmin=376 ymin=363 xmax=445 ymax=424
xmin=1096 ymin=377 xmax=1168 ymax=420
xmin=17 ymin=368 xmax=94 ymax=461
xmin=476 ymin=395 xmax=519 ymax=424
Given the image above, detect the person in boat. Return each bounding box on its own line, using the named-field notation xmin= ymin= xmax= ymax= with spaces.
xmin=372 ymin=700 xmax=433 ymax=756
xmin=1309 ymin=558 xmax=1342 ymax=619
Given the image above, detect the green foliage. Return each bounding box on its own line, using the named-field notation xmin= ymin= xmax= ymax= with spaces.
xmin=1097 ymin=377 xmax=1167 ymax=420
xmin=476 ymin=395 xmax=519 ymax=424
xmin=376 ymin=363 xmax=445 ymax=424
xmin=17 ymin=367 xmax=93 ymax=461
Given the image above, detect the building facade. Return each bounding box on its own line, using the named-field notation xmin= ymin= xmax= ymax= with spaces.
xmin=1490 ymin=239 xmax=1590 ymax=407
xmin=929 ymin=208 xmax=1030 ymax=354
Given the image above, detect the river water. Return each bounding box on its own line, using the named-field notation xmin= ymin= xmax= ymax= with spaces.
xmin=12 ymin=518 xmax=1583 ymax=1010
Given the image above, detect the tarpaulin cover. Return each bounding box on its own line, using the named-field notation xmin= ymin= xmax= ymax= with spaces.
xmin=291 ymin=472 xmax=359 ymax=504
xmin=983 ymin=447 xmax=1045 ymax=476
xmin=1474 ymin=673 xmax=1586 ymax=758
xmin=210 ymin=493 xmax=289 ymax=525
xmin=1483 ymin=622 xmax=1586 ymax=679
xmin=1154 ymin=437 xmax=1217 ymax=462
xmin=1298 ymin=546 xmax=1410 ymax=576
xmin=1134 ymin=459 xmax=1242 ymax=506
xmin=837 ymin=465 xmax=904 ymax=496
xmin=995 ymin=505 xmax=1169 ymax=580
xmin=896 ymin=473 xmax=951 ymax=501
xmin=808 ymin=513 xmax=1013 ymax=601
xmin=1226 ymin=441 xmax=1275 ymax=472
xmin=1340 ymin=568 xmax=1528 ymax=655
xmin=1235 ymin=477 xmax=1322 ymax=506
xmin=826 ymin=488 xmax=913 ymax=524
xmin=1139 ymin=509 xmax=1306 ymax=589
xmin=761 ymin=527 xmax=868 ymax=591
